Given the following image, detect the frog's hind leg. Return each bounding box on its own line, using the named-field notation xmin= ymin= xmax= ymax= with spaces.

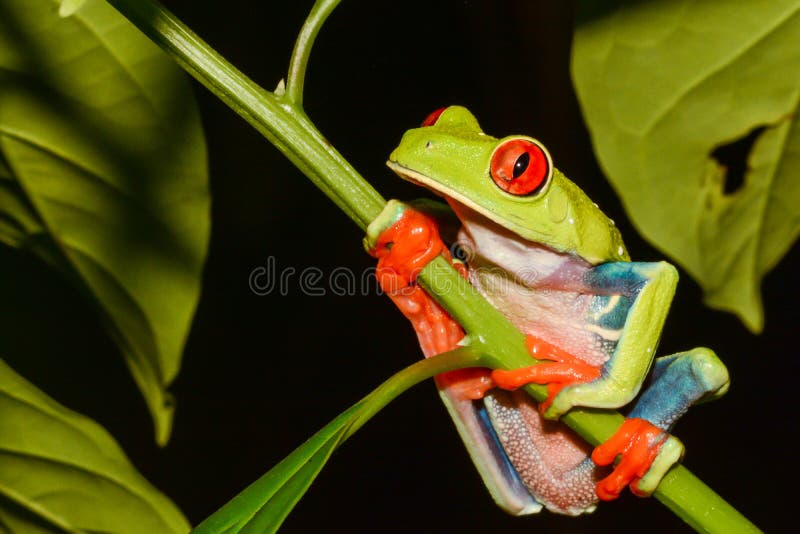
xmin=482 ymin=390 xmax=604 ymax=515
xmin=594 ymin=347 xmax=729 ymax=499
xmin=629 ymin=347 xmax=729 ymax=430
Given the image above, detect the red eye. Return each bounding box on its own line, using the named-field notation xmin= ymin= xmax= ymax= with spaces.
xmin=489 ymin=138 xmax=551 ymax=196
xmin=421 ymin=107 xmax=447 ymax=127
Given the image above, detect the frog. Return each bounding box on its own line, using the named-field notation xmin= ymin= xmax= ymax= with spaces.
xmin=365 ymin=106 xmax=730 ymax=516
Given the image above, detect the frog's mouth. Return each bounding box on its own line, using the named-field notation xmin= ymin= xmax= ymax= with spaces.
xmin=387 ymin=160 xmax=536 ymax=243
xmin=387 ymin=160 xmax=477 ymax=204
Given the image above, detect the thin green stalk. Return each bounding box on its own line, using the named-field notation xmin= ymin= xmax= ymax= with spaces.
xmin=193 ymin=347 xmax=484 ymax=534
xmin=103 ymin=0 xmax=760 ymax=531
xmin=103 ymin=0 xmax=383 ymax=229
xmin=285 ymin=0 xmax=342 ymax=107
xmin=345 ymin=347 xmax=485 ymax=441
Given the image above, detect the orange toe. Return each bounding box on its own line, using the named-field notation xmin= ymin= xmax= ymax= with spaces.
xmin=489 ymin=336 xmax=601 ymax=414
xmin=591 ymin=418 xmax=667 ymax=501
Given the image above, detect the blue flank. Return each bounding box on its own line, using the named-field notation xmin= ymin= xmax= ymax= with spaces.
xmin=475 ymin=399 xmax=536 ymax=500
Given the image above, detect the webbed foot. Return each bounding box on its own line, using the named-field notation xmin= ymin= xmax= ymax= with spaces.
xmin=490 ymin=335 xmax=601 ymax=417
xmin=591 ymin=418 xmax=683 ymax=500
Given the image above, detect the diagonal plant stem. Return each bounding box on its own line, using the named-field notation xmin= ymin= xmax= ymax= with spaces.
xmin=102 ymin=0 xmax=760 ymax=531
xmin=103 ymin=0 xmax=382 ymax=228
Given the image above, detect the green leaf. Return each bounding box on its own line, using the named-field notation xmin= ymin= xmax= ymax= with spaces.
xmin=0 ymin=0 xmax=210 ymax=443
xmin=572 ymin=0 xmax=800 ymax=332
xmin=0 ymin=358 xmax=191 ymax=533
xmin=193 ymin=347 xmax=484 ymax=534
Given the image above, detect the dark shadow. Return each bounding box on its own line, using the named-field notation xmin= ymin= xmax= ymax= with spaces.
xmin=0 ymin=492 xmax=72 ymax=533
xmin=574 ymin=0 xmax=652 ymax=26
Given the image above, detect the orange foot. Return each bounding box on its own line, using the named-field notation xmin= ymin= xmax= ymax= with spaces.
xmin=490 ymin=335 xmax=601 ymax=414
xmin=591 ymin=418 xmax=670 ymax=500
xmin=436 ymin=367 xmax=495 ymax=400
xmin=367 ymin=205 xmax=467 ymax=357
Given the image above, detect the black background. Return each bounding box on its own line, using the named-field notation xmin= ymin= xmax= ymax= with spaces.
xmin=2 ymin=1 xmax=797 ymax=532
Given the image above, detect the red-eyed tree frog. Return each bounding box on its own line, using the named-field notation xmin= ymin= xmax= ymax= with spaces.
xmin=365 ymin=106 xmax=730 ymax=516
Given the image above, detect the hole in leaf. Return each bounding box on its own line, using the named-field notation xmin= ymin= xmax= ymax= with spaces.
xmin=711 ymin=125 xmax=766 ymax=195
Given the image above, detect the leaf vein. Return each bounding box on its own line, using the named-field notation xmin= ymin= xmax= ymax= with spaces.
xmin=642 ymin=4 xmax=800 ymax=135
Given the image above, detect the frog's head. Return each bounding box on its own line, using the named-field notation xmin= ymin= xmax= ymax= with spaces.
xmin=387 ymin=106 xmax=628 ymax=264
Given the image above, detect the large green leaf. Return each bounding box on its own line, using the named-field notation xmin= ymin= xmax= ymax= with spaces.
xmin=0 ymin=0 xmax=210 ymax=443
xmin=572 ymin=0 xmax=800 ymax=332
xmin=0 ymin=358 xmax=190 ymax=533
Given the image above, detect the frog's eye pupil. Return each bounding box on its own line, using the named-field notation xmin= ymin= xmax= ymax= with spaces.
xmin=513 ymin=152 xmax=530 ymax=179
xmin=490 ymin=138 xmax=552 ymax=196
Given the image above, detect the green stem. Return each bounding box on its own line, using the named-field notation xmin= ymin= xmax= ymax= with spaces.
xmin=285 ymin=0 xmax=343 ymax=106
xmin=103 ymin=0 xmax=383 ymax=230
xmin=343 ymin=347 xmax=485 ymax=439
xmin=103 ymin=0 xmax=760 ymax=531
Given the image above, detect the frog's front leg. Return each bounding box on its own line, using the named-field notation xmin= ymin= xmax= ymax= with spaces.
xmin=365 ymin=200 xmax=494 ymax=398
xmin=593 ymin=347 xmax=730 ymax=500
xmin=552 ymin=261 xmax=679 ymax=415
xmin=493 ymin=261 xmax=678 ymax=417
xmin=365 ymin=200 xmax=463 ymax=354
